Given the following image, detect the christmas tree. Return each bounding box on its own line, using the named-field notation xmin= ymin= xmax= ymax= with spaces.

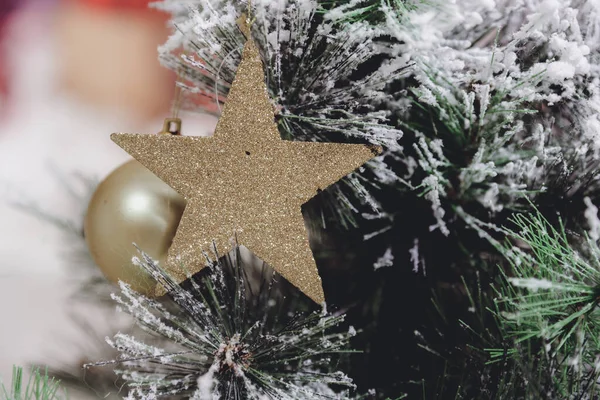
xmin=5 ymin=0 xmax=600 ymax=399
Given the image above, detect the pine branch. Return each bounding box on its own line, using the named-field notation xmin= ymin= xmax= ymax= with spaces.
xmin=0 ymin=367 xmax=65 ymax=400
xmin=88 ymin=246 xmax=357 ymax=399
xmin=155 ymin=0 xmax=406 ymax=229
xmin=491 ymin=209 xmax=600 ymax=397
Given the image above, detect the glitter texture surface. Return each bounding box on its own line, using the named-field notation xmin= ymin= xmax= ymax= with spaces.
xmin=111 ymin=35 xmax=379 ymax=304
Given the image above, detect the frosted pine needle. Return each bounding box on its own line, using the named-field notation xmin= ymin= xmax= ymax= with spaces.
xmin=88 ymin=247 xmax=356 ymax=399
xmin=154 ymin=0 xmax=406 ymax=228
xmin=491 ymin=209 xmax=600 ymax=395
xmin=0 ymin=366 xmax=66 ymax=400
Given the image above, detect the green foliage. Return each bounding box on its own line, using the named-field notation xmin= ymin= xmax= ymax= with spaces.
xmin=0 ymin=367 xmax=65 ymax=400
xmin=491 ymin=210 xmax=600 ymax=397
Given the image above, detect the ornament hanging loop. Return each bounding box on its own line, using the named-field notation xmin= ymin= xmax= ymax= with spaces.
xmin=159 ymin=118 xmax=182 ymax=136
xmin=163 ymin=66 xmax=184 ymax=136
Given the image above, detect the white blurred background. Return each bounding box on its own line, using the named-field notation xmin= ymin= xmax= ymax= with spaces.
xmin=0 ymin=0 xmax=216 ymax=393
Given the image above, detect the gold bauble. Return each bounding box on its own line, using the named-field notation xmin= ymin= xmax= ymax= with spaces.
xmin=84 ymin=159 xmax=186 ymax=295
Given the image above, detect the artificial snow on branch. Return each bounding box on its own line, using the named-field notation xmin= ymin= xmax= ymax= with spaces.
xmin=154 ymin=0 xmax=406 ymax=228
xmin=88 ymin=247 xmax=356 ymax=399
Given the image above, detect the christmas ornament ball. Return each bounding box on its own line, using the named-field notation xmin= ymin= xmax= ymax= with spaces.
xmin=84 ymin=159 xmax=186 ymax=295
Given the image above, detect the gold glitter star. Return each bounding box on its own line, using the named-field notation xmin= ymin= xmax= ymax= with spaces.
xmin=111 ymin=30 xmax=380 ymax=304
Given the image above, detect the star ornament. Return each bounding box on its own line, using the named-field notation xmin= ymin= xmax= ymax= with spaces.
xmin=111 ymin=31 xmax=381 ymax=304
